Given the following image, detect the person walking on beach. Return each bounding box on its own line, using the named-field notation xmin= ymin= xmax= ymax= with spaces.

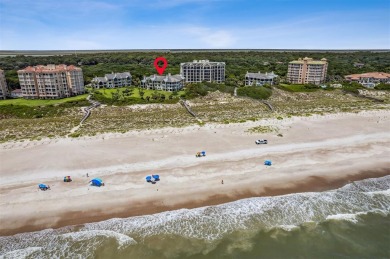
xmin=221 ymin=180 xmax=224 ymax=184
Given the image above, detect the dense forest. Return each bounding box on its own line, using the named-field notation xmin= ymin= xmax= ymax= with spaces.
xmin=1 ymin=51 xmax=389 ymax=91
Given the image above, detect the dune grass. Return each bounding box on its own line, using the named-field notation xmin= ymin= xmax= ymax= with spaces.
xmin=1 ymin=89 xmax=388 ymax=142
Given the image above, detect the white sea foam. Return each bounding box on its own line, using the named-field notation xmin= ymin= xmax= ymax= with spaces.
xmin=326 ymin=214 xmax=359 ymax=223
xmin=1 ymin=176 xmax=389 ymax=256
xmin=0 ymin=247 xmax=42 ymax=259
xmin=80 ymin=176 xmax=390 ymax=241
xmin=277 ymin=225 xmax=299 ymax=231
xmin=61 ymin=230 xmax=137 ymax=248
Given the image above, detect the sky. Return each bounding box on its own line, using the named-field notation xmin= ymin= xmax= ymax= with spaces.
xmin=0 ymin=0 xmax=389 ymax=50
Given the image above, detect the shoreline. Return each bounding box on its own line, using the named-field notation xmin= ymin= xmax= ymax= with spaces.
xmin=1 ymin=109 xmax=389 ymax=236
xmin=2 ymin=168 xmax=389 ymax=236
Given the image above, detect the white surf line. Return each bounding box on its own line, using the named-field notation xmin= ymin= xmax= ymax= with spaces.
xmin=3 ymin=132 xmax=389 ymax=186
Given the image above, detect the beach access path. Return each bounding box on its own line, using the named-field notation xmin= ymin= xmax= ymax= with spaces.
xmin=0 ymin=110 xmax=389 ymax=235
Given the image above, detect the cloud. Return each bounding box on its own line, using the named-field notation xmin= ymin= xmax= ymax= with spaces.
xmin=0 ymin=1 xmax=389 ymax=50
xmin=183 ymin=27 xmax=237 ymax=48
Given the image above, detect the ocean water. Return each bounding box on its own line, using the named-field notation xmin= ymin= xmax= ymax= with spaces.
xmin=1 ymin=176 xmax=389 ymax=259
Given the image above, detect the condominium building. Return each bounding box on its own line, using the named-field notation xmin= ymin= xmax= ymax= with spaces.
xmin=10 ymin=89 xmax=23 ymax=98
xmin=18 ymin=64 xmax=84 ymax=99
xmin=91 ymin=72 xmax=132 ymax=88
xmin=180 ymin=60 xmax=225 ymax=83
xmin=141 ymin=73 xmax=184 ymax=92
xmin=0 ymin=69 xmax=9 ymax=99
xmin=344 ymin=72 xmax=390 ymax=88
xmin=245 ymin=71 xmax=278 ymax=86
xmin=287 ymin=57 xmax=328 ymax=85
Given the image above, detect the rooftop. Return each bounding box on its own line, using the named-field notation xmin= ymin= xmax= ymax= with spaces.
xmin=181 ymin=60 xmax=225 ymax=65
xmin=18 ymin=64 xmax=82 ymax=73
xmin=345 ymin=72 xmax=390 ymax=80
xmin=289 ymin=57 xmax=327 ymax=65
xmin=142 ymin=73 xmax=184 ymax=83
xmin=245 ymin=71 xmax=278 ymax=79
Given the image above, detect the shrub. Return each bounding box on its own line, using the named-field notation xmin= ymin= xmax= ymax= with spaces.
xmin=375 ymin=83 xmax=390 ymax=91
xmin=237 ymin=86 xmax=272 ymax=100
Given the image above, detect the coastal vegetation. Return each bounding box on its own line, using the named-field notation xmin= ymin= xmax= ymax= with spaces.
xmin=1 ymin=87 xmax=388 ymax=142
xmin=90 ymin=87 xmax=184 ymax=105
xmin=276 ymin=83 xmax=321 ymax=92
xmin=1 ymin=51 xmax=389 ymax=91
xmin=237 ymin=85 xmax=272 ymax=99
xmin=1 ymin=51 xmax=390 ymax=142
xmin=0 ymin=94 xmax=88 ymax=107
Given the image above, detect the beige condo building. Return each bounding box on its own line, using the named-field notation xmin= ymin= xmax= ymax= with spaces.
xmin=180 ymin=60 xmax=225 ymax=83
xmin=18 ymin=64 xmax=85 ymax=99
xmin=287 ymin=57 xmax=328 ymax=85
xmin=0 ymin=69 xmax=9 ymax=99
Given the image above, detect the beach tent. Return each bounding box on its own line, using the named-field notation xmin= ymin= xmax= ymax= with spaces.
xmin=152 ymin=175 xmax=160 ymax=181
xmin=91 ymin=178 xmax=103 ymax=187
xmin=146 ymin=176 xmax=152 ymax=182
xmin=63 ymin=176 xmax=72 ymax=182
xmin=264 ymin=160 xmax=272 ymax=166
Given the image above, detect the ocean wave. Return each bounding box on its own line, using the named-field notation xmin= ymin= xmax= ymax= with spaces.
xmin=0 ymin=247 xmax=42 ymax=259
xmin=1 ymin=175 xmax=389 ymax=257
xmin=326 ymin=213 xmax=359 ymax=223
xmin=80 ymin=175 xmax=390 ymax=240
xmin=61 ymin=230 xmax=137 ymax=248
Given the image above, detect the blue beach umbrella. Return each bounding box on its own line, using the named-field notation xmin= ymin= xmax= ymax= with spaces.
xmin=264 ymin=160 xmax=272 ymax=166
xmin=91 ymin=178 xmax=103 ymax=186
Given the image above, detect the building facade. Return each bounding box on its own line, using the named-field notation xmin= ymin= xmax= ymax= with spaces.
xmin=141 ymin=73 xmax=184 ymax=92
xmin=344 ymin=72 xmax=390 ymax=88
xmin=18 ymin=64 xmax=85 ymax=99
xmin=245 ymin=71 xmax=278 ymax=86
xmin=0 ymin=69 xmax=9 ymax=99
xmin=180 ymin=60 xmax=225 ymax=83
xmin=287 ymin=57 xmax=328 ymax=85
xmin=91 ymin=72 xmax=132 ymax=88
xmin=10 ymin=89 xmax=23 ymax=98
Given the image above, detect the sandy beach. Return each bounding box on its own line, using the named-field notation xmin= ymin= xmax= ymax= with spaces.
xmin=0 ymin=110 xmax=389 ymax=236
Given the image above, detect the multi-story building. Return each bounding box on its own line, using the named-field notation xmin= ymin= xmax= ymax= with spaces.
xmin=91 ymin=72 xmax=132 ymax=88
xmin=10 ymin=89 xmax=23 ymax=98
xmin=245 ymin=71 xmax=278 ymax=86
xmin=0 ymin=69 xmax=9 ymax=99
xmin=344 ymin=72 xmax=390 ymax=88
xmin=287 ymin=57 xmax=328 ymax=85
xmin=141 ymin=73 xmax=184 ymax=92
xmin=18 ymin=64 xmax=84 ymax=99
xmin=180 ymin=60 xmax=225 ymax=83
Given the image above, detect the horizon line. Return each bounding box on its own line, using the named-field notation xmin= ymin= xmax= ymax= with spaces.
xmin=1 ymin=48 xmax=389 ymax=52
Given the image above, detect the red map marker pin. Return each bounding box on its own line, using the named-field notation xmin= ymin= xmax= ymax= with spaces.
xmin=154 ymin=57 xmax=168 ymax=75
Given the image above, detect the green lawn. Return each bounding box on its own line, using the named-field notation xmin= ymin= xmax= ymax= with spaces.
xmin=0 ymin=94 xmax=89 ymax=107
xmin=96 ymin=87 xmax=185 ymax=99
xmin=278 ymin=84 xmax=319 ymax=92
